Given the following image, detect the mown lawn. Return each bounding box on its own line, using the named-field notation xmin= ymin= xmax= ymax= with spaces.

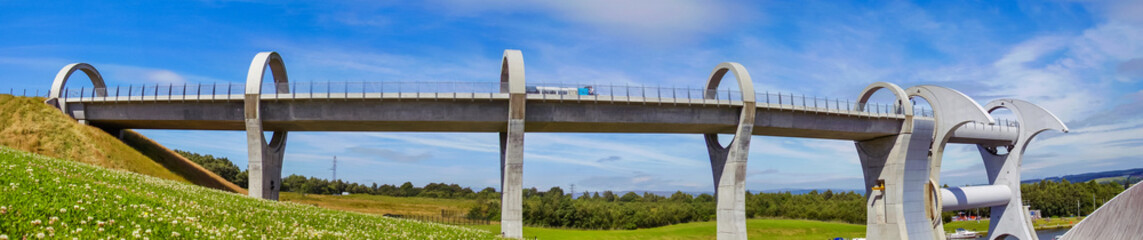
xmin=468 ymin=218 xmax=865 ymax=240
xmin=280 ymin=191 xmax=477 ymax=217
xmin=0 ymin=146 xmax=496 ymax=239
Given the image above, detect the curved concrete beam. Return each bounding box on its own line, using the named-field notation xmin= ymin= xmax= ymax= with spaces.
xmin=905 ymin=85 xmax=992 ymax=240
xmin=50 ymin=63 xmax=108 ymax=99
xmin=857 ymin=81 xmax=914 ymax=116
xmin=977 ymin=99 xmax=1067 ymax=240
xmin=245 ymin=51 xmax=290 ymax=201
xmin=500 ymin=49 xmax=525 ymax=94
xmin=245 ymin=52 xmax=290 ymax=95
xmin=47 ymin=63 xmax=109 ymax=121
xmin=704 ymin=62 xmax=755 ymax=103
xmin=498 ymin=49 xmax=526 ymax=239
xmin=983 ymin=99 xmax=1069 ymax=143
xmin=703 ymin=62 xmax=755 ymax=240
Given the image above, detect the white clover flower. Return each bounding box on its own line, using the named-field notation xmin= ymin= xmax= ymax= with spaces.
xmin=0 ymin=234 xmax=8 ymax=240
xmin=59 ymin=208 xmax=66 ymax=213
xmin=35 ymin=233 xmax=44 ymax=239
xmin=171 ymin=232 xmax=180 ymax=237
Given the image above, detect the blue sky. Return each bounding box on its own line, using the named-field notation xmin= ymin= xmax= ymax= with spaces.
xmin=3 ymin=0 xmax=1143 ymax=193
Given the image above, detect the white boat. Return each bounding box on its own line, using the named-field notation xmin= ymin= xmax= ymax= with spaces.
xmin=949 ymin=228 xmax=981 ymax=239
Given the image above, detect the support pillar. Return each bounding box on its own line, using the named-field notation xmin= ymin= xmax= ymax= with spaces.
xmin=853 ymin=82 xmax=920 ymax=240
xmin=906 ymin=85 xmax=994 ymax=240
xmin=244 ymin=51 xmax=290 ymax=200
xmin=499 ymin=49 xmax=526 ymax=239
xmin=977 ymin=99 xmax=1067 ymax=240
xmin=703 ymin=62 xmax=754 ymax=240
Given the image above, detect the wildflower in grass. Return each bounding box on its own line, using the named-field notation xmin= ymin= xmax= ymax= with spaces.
xmin=0 ymin=234 xmax=7 ymax=240
xmin=0 ymin=206 xmax=6 ymax=214
xmin=31 ymin=219 xmax=42 ymax=226
xmin=49 ymin=217 xmax=59 ymax=225
xmin=35 ymin=233 xmax=44 ymax=239
xmin=172 ymin=232 xmax=180 ymax=237
xmin=59 ymin=208 xmax=66 ymax=213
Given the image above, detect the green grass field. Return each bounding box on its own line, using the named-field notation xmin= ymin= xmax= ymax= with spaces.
xmin=0 ymin=146 xmax=495 ymax=239
xmin=281 ymin=192 xmax=477 ymax=217
xmin=466 ymin=219 xmax=865 ymax=240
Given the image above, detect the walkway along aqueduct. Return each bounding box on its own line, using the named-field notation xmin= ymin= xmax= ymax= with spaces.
xmin=44 ymin=50 xmax=1069 ymax=240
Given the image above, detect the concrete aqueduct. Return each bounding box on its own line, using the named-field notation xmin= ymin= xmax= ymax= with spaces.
xmin=44 ymin=50 xmax=1068 ymax=240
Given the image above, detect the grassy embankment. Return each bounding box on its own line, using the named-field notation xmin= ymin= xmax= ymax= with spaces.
xmin=0 ymin=95 xmax=242 ymax=193
xmin=0 ymin=146 xmax=496 ymax=239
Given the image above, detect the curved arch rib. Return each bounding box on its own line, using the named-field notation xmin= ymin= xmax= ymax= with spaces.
xmin=905 ymin=85 xmax=992 ymax=240
xmin=245 ymin=51 xmax=290 ymax=201
xmin=47 ymin=63 xmax=108 ymax=122
xmin=978 ymin=99 xmax=1067 ymax=240
xmin=498 ymin=49 xmax=526 ymax=239
xmin=703 ymin=62 xmax=755 ymax=240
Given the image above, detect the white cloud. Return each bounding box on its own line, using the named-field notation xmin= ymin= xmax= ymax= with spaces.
xmin=431 ymin=0 xmax=745 ymax=44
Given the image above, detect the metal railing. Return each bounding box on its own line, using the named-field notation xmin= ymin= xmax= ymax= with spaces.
xmin=21 ymin=81 xmax=1032 ymax=123
xmin=5 ymin=88 xmax=50 ymax=98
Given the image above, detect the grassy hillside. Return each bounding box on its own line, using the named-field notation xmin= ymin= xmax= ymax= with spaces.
xmin=467 ymin=219 xmax=865 ymax=240
xmin=0 ymin=95 xmax=242 ymax=193
xmin=0 ymin=146 xmax=495 ymax=239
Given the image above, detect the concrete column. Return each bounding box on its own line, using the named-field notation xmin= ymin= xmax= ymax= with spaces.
xmin=906 ymin=85 xmax=994 ymax=240
xmin=244 ymin=51 xmax=291 ymax=200
xmin=703 ymin=62 xmax=754 ymax=240
xmin=499 ymin=49 xmax=526 ymax=239
xmin=853 ymin=82 xmax=915 ymax=240
xmin=977 ymin=99 xmax=1067 ymax=240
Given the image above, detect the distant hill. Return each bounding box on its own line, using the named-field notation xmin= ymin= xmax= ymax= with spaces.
xmin=1022 ymin=168 xmax=1143 ymax=185
xmin=0 ymin=95 xmax=243 ymax=193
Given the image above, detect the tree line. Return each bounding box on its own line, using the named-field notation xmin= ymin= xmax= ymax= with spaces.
xmin=176 ymin=150 xmax=1128 ymax=230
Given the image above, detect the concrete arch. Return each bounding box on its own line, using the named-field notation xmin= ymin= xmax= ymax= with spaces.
xmin=50 ymin=63 xmax=108 ymax=99
xmin=704 ymin=62 xmax=756 ymax=102
xmin=856 ymin=82 xmax=914 ymax=116
xmin=47 ymin=63 xmax=108 ymax=117
xmin=498 ymin=49 xmax=527 ymax=239
xmin=501 ymin=49 xmax=525 ymax=94
xmin=978 ymin=99 xmax=1067 ymax=240
xmin=702 ymin=62 xmax=755 ymax=240
xmin=905 ymin=85 xmax=992 ymax=240
xmin=244 ymin=51 xmax=290 ymax=201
